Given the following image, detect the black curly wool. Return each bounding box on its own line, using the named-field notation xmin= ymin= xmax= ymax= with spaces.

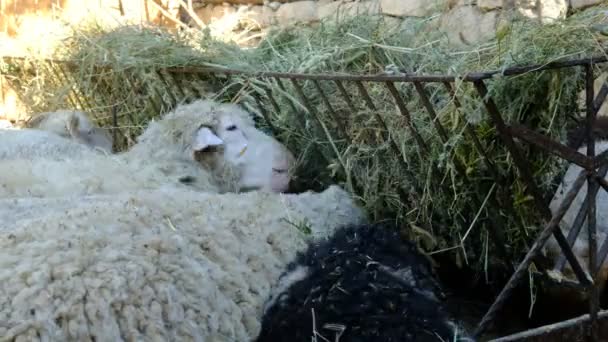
xmin=256 ymin=223 xmax=473 ymax=342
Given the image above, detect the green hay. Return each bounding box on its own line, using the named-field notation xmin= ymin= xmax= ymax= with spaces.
xmin=3 ymin=6 xmax=608 ymax=277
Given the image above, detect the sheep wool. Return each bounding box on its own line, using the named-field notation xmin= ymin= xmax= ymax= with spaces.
xmin=0 ymin=184 xmax=366 ymax=341
xmin=0 ymin=128 xmax=107 ymax=161
xmin=24 ymin=109 xmax=113 ymax=153
xmin=132 ymin=99 xmax=292 ymax=193
xmin=257 ymin=222 xmax=473 ymax=342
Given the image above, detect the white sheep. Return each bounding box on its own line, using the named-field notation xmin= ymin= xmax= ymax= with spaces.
xmin=257 ymin=222 xmax=473 ymax=342
xmin=0 ymin=184 xmax=367 ymax=341
xmin=24 ymin=109 xmax=114 ymax=154
xmin=0 ymin=99 xmax=297 ymax=198
xmin=0 ymin=128 xmax=107 ymax=161
xmin=132 ymin=99 xmax=296 ymax=193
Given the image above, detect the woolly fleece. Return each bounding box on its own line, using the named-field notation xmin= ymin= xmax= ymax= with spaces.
xmin=257 ymin=223 xmax=472 ymax=342
xmin=0 ymin=185 xmax=366 ymax=341
xmin=0 ymin=128 xmax=107 ymax=161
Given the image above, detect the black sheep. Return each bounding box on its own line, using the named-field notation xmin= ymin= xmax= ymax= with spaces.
xmin=256 ymin=222 xmax=474 ymax=342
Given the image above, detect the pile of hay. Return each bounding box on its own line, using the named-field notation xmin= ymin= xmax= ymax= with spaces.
xmin=3 ymin=6 xmax=608 ymax=279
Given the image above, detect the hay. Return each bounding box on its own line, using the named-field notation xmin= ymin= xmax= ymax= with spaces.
xmin=3 ymin=6 xmax=608 ymax=277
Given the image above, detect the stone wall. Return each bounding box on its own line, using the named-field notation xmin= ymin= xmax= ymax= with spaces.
xmin=185 ymin=0 xmax=606 ymax=47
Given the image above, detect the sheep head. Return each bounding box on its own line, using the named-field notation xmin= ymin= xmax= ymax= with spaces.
xmin=27 ymin=110 xmax=113 ymax=154
xmin=180 ymin=100 xmax=296 ymax=193
xmin=66 ymin=113 xmax=114 ymax=154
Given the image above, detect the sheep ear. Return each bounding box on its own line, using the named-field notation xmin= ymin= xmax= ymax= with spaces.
xmin=66 ymin=115 xmax=81 ymax=137
xmin=193 ymin=126 xmax=223 ymax=152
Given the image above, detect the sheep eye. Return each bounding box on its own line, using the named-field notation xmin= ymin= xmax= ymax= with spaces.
xmin=272 ymin=168 xmax=287 ymax=174
xmin=226 ymin=125 xmax=237 ymax=131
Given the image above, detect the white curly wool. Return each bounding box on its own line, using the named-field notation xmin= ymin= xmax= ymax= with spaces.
xmin=0 ymin=128 xmax=108 ymax=161
xmin=0 ymin=185 xmax=366 ymax=341
xmin=24 ymin=109 xmax=113 ymax=154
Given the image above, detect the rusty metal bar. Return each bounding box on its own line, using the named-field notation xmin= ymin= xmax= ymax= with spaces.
xmin=354 ymin=81 xmax=407 ymax=165
xmin=413 ymin=81 xmax=449 ymax=142
xmin=174 ymin=72 xmax=198 ymax=102
xmin=508 ymin=124 xmax=594 ymax=169
xmin=475 ymin=169 xmax=592 ymax=337
xmin=119 ymin=75 xmax=145 ymax=127
xmin=159 ymin=54 xmax=608 ymax=82
xmin=194 ymin=72 xmax=215 ymax=96
xmin=384 ymin=81 xmax=429 ymax=153
xmin=312 ymin=80 xmax=348 ymax=139
xmin=489 ymin=309 xmax=608 ymax=342
xmin=474 ymin=75 xmax=597 ymax=335
xmin=253 ymin=92 xmax=277 ymax=136
xmin=389 ymin=80 xmax=511 ymax=261
xmin=474 ymin=158 xmax=593 ymax=338
xmin=354 ymin=81 xmax=378 ymax=111
xmin=444 ymin=81 xmax=526 ymax=238
xmin=593 ymin=148 xmax=608 ymax=169
xmin=290 ymin=79 xmax=343 ymax=171
xmin=182 ymin=71 xmax=204 ymax=100
xmin=443 ymin=82 xmax=504 ymax=184
xmin=5 ymin=54 xmax=608 ymax=83
xmin=570 ymin=81 xmax=608 ymax=150
xmin=596 ymin=236 xmax=608 ymax=277
xmin=155 ymin=69 xmax=178 ymax=107
xmin=54 ymin=63 xmax=85 ymax=110
xmin=584 ymin=63 xmax=600 ymax=342
xmin=473 ymin=80 xmax=552 ymax=215
xmin=140 ymin=74 xmax=163 ymax=116
xmin=53 ymin=62 xmax=88 ymax=111
xmin=353 ymin=80 xmax=425 ymax=197
xmin=417 ymin=81 xmax=511 ymax=259
xmin=164 ymin=70 xmax=187 ymax=101
xmin=593 ymin=81 xmax=608 ymax=116
xmin=334 ymin=80 xmax=357 ymax=113
xmin=555 ymin=164 xmax=608 ymax=272
xmin=42 ymin=61 xmax=77 ymax=109
xmin=111 ymin=104 xmax=119 ymax=152
xmin=554 ymin=166 xmax=608 ymax=274
xmin=262 ymin=81 xmax=283 ymax=115
xmin=555 ymin=72 xmax=608 ymax=275
xmin=274 ymin=77 xmax=305 ymax=128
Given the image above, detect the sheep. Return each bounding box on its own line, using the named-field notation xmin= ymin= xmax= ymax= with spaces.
xmin=0 ymin=99 xmax=297 ymax=198
xmin=256 ymin=222 xmax=474 ymax=342
xmin=24 ymin=109 xmax=114 ymax=153
xmin=543 ymin=116 xmax=608 ymax=301
xmin=0 ymin=184 xmax=367 ymax=341
xmin=134 ymin=99 xmax=297 ymax=193
xmin=0 ymin=128 xmax=108 ymax=161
